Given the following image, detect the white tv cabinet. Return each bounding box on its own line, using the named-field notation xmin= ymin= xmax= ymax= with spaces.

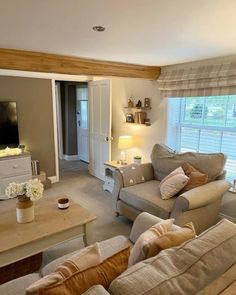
xmin=0 ymin=153 xmax=32 ymax=200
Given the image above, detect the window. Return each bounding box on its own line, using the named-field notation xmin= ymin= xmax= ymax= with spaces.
xmin=167 ymin=95 xmax=236 ymax=182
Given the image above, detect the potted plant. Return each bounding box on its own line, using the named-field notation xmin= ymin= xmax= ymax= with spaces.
xmin=133 ymin=156 xmax=142 ymax=165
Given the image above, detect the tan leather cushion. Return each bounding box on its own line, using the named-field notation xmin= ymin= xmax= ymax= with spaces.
xmin=151 ymin=144 xmax=226 ymax=182
xmin=159 ymin=167 xmax=189 ymax=199
xmin=128 ymin=219 xmax=174 ymax=266
xmin=145 ymin=222 xmax=196 ymax=259
xmin=180 ymin=162 xmax=208 ymax=193
xmin=39 ymin=247 xmax=130 ymax=295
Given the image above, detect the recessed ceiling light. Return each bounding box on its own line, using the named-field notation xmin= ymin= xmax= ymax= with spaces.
xmin=92 ymin=26 xmax=105 ymax=32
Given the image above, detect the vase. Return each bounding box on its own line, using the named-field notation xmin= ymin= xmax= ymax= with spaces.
xmin=16 ymin=195 xmax=34 ymax=223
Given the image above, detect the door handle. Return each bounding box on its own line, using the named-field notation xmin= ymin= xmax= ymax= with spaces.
xmin=104 ymin=136 xmax=114 ymax=142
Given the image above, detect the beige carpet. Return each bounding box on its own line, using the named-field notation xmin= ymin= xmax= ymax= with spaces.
xmin=42 ymin=160 xmax=132 ymax=265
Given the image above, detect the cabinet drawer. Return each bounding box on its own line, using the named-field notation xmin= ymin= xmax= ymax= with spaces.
xmin=0 ymin=174 xmax=32 ymax=199
xmin=0 ymin=157 xmax=31 ymax=177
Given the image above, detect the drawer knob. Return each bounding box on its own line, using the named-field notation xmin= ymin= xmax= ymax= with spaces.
xmin=13 ymin=164 xmax=18 ymax=169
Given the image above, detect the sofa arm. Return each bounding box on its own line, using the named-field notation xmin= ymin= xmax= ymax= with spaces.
xmin=111 ymin=170 xmax=124 ymax=210
xmin=129 ymin=212 xmax=180 ymax=244
xmin=139 ymin=163 xmax=154 ymax=182
xmin=82 ymin=285 xmax=110 ymax=295
xmin=171 ymin=180 xmax=229 ymax=215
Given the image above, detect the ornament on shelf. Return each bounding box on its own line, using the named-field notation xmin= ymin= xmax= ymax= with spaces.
xmin=128 ymin=97 xmax=134 ymax=108
xmin=136 ymin=100 xmax=142 ymax=108
xmin=144 ymin=98 xmax=151 ymax=108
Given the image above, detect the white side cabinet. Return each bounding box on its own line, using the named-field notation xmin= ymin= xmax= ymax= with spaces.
xmin=0 ymin=153 xmax=32 ymax=199
xmin=103 ymin=161 xmax=129 ymax=193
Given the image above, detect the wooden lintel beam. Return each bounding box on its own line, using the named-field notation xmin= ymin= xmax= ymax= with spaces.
xmin=0 ymin=48 xmax=161 ymax=80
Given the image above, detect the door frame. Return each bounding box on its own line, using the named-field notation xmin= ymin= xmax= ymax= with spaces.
xmin=0 ymin=68 xmax=90 ymax=183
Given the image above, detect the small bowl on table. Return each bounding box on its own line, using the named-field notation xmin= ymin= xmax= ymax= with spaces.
xmin=58 ymin=198 xmax=70 ymax=210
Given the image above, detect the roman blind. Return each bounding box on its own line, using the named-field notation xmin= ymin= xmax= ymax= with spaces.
xmin=158 ymin=62 xmax=236 ymax=97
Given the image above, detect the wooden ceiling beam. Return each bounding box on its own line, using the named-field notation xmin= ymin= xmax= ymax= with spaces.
xmin=0 ymin=48 xmax=161 ymax=80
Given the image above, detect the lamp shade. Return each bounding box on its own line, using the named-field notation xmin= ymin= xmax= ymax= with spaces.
xmin=118 ymin=136 xmax=133 ymax=150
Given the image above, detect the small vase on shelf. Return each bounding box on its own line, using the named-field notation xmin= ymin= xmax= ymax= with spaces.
xmin=16 ymin=195 xmax=34 ymax=223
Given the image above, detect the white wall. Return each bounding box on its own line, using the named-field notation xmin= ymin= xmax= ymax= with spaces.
xmin=111 ymin=77 xmax=167 ymax=163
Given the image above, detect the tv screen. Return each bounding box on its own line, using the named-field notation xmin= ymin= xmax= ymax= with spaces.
xmin=0 ymin=102 xmax=19 ymax=148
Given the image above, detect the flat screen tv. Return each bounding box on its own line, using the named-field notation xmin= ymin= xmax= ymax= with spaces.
xmin=0 ymin=101 xmax=19 ymax=148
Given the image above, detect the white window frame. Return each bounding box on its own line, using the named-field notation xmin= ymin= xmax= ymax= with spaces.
xmin=167 ymin=96 xmax=236 ymax=182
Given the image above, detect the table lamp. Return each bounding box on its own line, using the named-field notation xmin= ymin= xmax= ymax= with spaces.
xmin=118 ymin=135 xmax=133 ymax=164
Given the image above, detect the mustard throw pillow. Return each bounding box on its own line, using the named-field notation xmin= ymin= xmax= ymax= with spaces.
xmin=39 ymin=247 xmax=130 ymax=295
xmin=145 ymin=222 xmax=196 ymax=259
xmin=180 ymin=162 xmax=208 ymax=193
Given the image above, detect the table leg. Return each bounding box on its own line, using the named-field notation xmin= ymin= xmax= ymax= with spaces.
xmin=83 ymin=221 xmax=94 ymax=246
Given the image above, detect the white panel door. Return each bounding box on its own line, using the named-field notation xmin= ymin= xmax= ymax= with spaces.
xmin=89 ymin=80 xmax=112 ymax=180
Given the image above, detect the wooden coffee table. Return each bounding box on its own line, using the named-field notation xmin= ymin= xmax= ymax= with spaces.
xmin=0 ymin=195 xmax=96 ymax=267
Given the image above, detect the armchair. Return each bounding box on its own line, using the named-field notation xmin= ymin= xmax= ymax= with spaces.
xmin=112 ymin=144 xmax=229 ymax=234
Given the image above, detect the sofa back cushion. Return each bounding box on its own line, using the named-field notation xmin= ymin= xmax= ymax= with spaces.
xmin=151 ymin=144 xmax=226 ymax=182
xmin=109 ymin=219 xmax=236 ymax=295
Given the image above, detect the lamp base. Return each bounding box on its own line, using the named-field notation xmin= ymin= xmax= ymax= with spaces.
xmin=120 ymin=151 xmax=127 ymax=165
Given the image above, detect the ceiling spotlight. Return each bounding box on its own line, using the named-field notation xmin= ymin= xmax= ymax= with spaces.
xmin=92 ymin=26 xmax=105 ymax=32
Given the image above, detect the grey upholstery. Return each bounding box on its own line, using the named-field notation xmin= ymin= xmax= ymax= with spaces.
xmin=119 ymin=180 xmax=175 ymax=219
xmin=112 ymin=144 xmax=229 ymax=234
xmin=0 ymin=273 xmax=41 ymax=295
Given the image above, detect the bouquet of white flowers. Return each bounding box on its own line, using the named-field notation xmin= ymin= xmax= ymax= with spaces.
xmin=5 ymin=179 xmax=44 ymax=201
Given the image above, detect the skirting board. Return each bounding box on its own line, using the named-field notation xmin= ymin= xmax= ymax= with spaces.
xmin=48 ymin=176 xmax=58 ymax=184
xmin=63 ymin=155 xmax=80 ymax=161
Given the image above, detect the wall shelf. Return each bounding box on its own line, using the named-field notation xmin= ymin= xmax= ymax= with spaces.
xmin=124 ymin=106 xmax=152 ymax=110
xmin=124 ymin=122 xmax=150 ymax=126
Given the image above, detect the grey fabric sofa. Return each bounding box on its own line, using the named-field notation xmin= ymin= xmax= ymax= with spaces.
xmin=112 ymin=144 xmax=229 ymax=234
xmin=1 ymin=212 xmax=236 ymax=295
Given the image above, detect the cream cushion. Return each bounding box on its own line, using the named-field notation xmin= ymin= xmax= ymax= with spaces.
xmin=128 ymin=219 xmax=174 ymax=266
xmin=26 ymin=243 xmax=101 ymax=294
xmin=159 ymin=167 xmax=189 ymax=199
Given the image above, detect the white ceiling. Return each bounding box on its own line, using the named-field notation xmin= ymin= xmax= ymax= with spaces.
xmin=0 ymin=0 xmax=236 ymax=66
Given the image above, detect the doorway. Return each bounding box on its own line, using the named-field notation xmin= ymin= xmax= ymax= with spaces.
xmin=55 ymin=81 xmax=89 ymax=179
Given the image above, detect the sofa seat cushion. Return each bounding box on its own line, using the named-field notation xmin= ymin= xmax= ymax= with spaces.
xmin=119 ymin=180 xmax=176 ymax=219
xmin=0 ymin=273 xmax=41 ymax=295
xmin=109 ymin=219 xmax=236 ymax=295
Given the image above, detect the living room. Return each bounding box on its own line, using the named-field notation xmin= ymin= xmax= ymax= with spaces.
xmin=0 ymin=1 xmax=236 ymax=294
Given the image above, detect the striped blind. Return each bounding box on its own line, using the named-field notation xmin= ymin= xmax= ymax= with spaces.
xmin=158 ymin=62 xmax=236 ymax=98
xmin=167 ymin=96 xmax=236 ymax=182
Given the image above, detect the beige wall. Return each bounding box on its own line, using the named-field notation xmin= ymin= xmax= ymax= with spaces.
xmin=0 ymin=76 xmax=55 ymax=176
xmin=111 ymin=77 xmax=167 ymax=163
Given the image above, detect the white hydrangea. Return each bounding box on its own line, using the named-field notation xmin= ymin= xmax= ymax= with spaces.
xmin=5 ymin=182 xmax=24 ymax=198
xmin=5 ymin=179 xmax=44 ymax=201
xmin=25 ymin=179 xmax=44 ymax=201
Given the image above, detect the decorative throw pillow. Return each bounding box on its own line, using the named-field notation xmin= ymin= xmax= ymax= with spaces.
xmin=145 ymin=222 xmax=196 ymax=259
xmin=26 ymin=243 xmax=102 ymax=294
xmin=36 ymin=247 xmax=130 ymax=295
xmin=159 ymin=167 xmax=189 ymax=199
xmin=128 ymin=219 xmax=174 ymax=266
xmin=180 ymin=162 xmax=208 ymax=193
xmin=119 ymin=164 xmax=145 ymax=187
